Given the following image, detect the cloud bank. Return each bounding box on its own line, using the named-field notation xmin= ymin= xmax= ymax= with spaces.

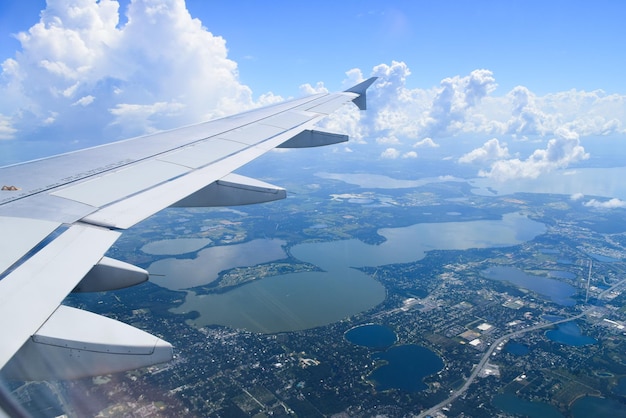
xmin=1 ymin=0 xmax=255 ymax=142
xmin=1 ymin=0 xmax=626 ymax=182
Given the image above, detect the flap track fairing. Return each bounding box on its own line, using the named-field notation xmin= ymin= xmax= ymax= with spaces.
xmin=278 ymin=129 xmax=348 ymax=149
xmin=1 ymin=306 xmax=172 ymax=380
xmin=73 ymin=256 xmax=148 ymax=293
xmin=171 ymin=173 xmax=286 ymax=207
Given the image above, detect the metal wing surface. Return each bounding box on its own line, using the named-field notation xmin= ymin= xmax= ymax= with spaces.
xmin=0 ymin=78 xmax=376 ymax=381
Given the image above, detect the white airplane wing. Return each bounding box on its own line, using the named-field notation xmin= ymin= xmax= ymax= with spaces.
xmin=0 ymin=77 xmax=376 ymax=381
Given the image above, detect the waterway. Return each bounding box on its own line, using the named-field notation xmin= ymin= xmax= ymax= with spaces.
xmin=481 ymin=266 xmax=577 ymax=306
xmin=369 ymin=345 xmax=443 ymax=392
xmin=156 ymin=212 xmax=544 ymax=333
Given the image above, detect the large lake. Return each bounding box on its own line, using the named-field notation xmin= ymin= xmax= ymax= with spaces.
xmin=154 ymin=212 xmax=545 ymax=333
xmin=317 ymin=168 xmax=626 ymax=201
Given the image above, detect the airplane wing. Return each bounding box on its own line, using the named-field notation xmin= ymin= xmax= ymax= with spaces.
xmin=0 ymin=77 xmax=377 ymax=381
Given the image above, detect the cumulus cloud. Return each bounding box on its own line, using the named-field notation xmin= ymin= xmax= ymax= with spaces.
xmin=414 ymin=137 xmax=439 ymax=148
xmin=421 ymin=69 xmax=497 ymax=137
xmin=356 ymin=62 xmax=625 ymax=158
xmin=570 ymin=192 xmax=584 ymax=201
xmin=478 ymin=130 xmax=589 ymax=181
xmin=0 ymin=0 xmax=256 ymax=142
xmin=584 ymin=198 xmax=626 ymax=209
xmin=0 ymin=115 xmax=17 ymax=140
xmin=459 ymin=138 xmax=509 ymax=164
xmin=380 ymin=147 xmax=416 ymax=159
xmin=381 ymin=147 xmax=400 ymax=159
xmin=376 ymin=135 xmax=400 ymax=145
xmin=505 ymin=86 xmax=550 ymax=136
xmin=2 ymin=1 xmax=625 ymax=168
xmin=299 ymin=82 xmax=328 ymax=95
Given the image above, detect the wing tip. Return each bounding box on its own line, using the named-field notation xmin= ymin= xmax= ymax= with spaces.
xmin=344 ymin=77 xmax=378 ymax=110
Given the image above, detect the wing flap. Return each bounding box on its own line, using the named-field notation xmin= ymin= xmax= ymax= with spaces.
xmin=171 ymin=173 xmax=286 ymax=207
xmin=277 ymin=130 xmax=348 ymax=148
xmin=1 ymin=305 xmax=172 ymax=380
xmin=0 ymin=216 xmax=61 ymax=275
xmin=81 ymin=144 xmax=269 ymax=228
xmin=0 ymin=224 xmax=120 ymax=370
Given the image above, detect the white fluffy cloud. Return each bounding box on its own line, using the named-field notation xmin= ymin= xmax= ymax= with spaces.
xmin=380 ymin=147 xmax=416 ymax=159
xmin=583 ymin=198 xmax=626 ymax=209
xmin=0 ymin=0 xmax=256 ymax=142
xmin=477 ymin=130 xmax=589 ymax=181
xmin=381 ymin=147 xmax=400 ymax=159
xmin=414 ymin=137 xmax=439 ymax=148
xmin=364 ymin=63 xmax=626 ymax=142
xmin=458 ymin=138 xmax=509 ymax=164
xmin=1 ymin=0 xmax=626 ymax=183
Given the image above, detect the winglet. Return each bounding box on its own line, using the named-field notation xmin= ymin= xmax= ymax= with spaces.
xmin=344 ymin=77 xmax=377 ymax=110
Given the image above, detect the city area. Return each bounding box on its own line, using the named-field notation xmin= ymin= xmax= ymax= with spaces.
xmin=10 ymin=172 xmax=626 ymax=417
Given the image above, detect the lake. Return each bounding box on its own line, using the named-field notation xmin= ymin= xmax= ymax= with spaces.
xmin=369 ymin=345 xmax=443 ymax=392
xmin=344 ymin=324 xmax=397 ymax=349
xmin=149 ymin=239 xmax=287 ymax=290
xmin=612 ymin=377 xmax=626 ymax=396
xmin=471 ymin=166 xmax=626 ymax=200
xmin=571 ymin=396 xmax=626 ymax=418
xmin=492 ymin=393 xmax=563 ymax=418
xmin=481 ymin=266 xmax=577 ymax=306
xmin=157 ymin=212 xmax=544 ymax=333
xmin=142 ymin=237 xmax=212 ymax=256
xmin=505 ymin=342 xmax=529 ymax=356
xmin=545 ymin=322 xmax=597 ymax=346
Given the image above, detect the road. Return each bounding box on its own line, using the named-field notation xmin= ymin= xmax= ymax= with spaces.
xmin=417 ymin=311 xmax=587 ymax=418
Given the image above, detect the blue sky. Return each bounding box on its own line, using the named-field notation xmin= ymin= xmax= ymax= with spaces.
xmin=1 ymin=1 xmax=624 ymax=95
xmin=182 ymin=0 xmax=626 ymax=96
xmin=0 ymin=0 xmax=625 ymax=187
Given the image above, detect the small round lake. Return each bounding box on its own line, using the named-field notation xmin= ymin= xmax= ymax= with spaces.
xmin=545 ymin=322 xmax=597 ymax=346
xmin=345 ymin=324 xmax=397 ymax=349
xmin=505 ymin=342 xmax=529 ymax=356
xmin=369 ymin=345 xmax=443 ymax=392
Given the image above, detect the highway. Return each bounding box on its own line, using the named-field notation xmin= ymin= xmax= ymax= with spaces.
xmin=417 ymin=311 xmax=587 ymax=418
